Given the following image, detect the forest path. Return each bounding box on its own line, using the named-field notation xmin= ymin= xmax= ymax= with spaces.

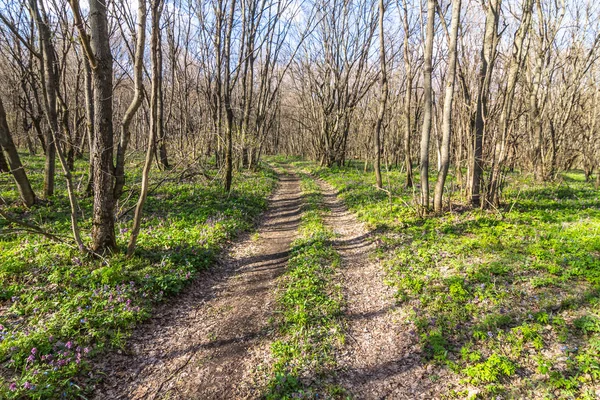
xmin=316 ymin=179 xmax=437 ymax=399
xmin=94 ymin=170 xmax=302 ymax=399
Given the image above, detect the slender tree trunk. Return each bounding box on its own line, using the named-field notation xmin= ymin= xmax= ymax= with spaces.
xmin=32 ymin=117 xmax=45 ymax=154
xmin=0 ymin=143 xmax=8 ymax=172
xmin=30 ymin=0 xmax=87 ymax=250
xmin=29 ymin=0 xmax=57 ymax=198
xmin=434 ymin=0 xmax=461 ymax=213
xmin=402 ymin=0 xmax=414 ymax=188
xmin=530 ymin=53 xmax=544 ymax=181
xmin=487 ymin=0 xmax=533 ymax=206
xmin=223 ymin=0 xmax=236 ymax=192
xmin=374 ymin=0 xmax=388 ymax=189
xmin=470 ymin=0 xmax=501 ymax=207
xmin=420 ymin=0 xmax=435 ymax=209
xmin=0 ymin=97 xmax=36 ymax=207
xmin=128 ymin=0 xmax=163 ymax=256
xmin=114 ymin=0 xmax=147 ymax=201
xmin=157 ymin=58 xmax=169 ymax=170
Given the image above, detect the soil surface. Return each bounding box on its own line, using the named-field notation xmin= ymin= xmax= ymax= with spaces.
xmin=93 ymin=172 xmax=302 ymax=399
xmin=94 ymin=171 xmax=443 ymax=400
xmin=316 ymin=179 xmax=442 ymax=399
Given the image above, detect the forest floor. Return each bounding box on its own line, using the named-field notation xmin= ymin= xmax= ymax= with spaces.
xmin=307 ymin=161 xmax=600 ymax=400
xmin=92 ymin=165 xmax=442 ymax=399
xmin=2 ymin=157 xmax=599 ymax=399
xmin=316 ymin=179 xmax=441 ymax=399
xmin=93 ymin=170 xmax=303 ymax=399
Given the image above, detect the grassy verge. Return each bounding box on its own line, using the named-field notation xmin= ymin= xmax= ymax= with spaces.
xmin=0 ymin=155 xmax=277 ymax=398
xmin=304 ymin=162 xmax=599 ymax=399
xmin=266 ymin=172 xmax=345 ymax=399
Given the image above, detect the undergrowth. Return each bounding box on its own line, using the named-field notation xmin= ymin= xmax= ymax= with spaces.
xmin=304 ymin=161 xmax=600 ymax=399
xmin=266 ymin=172 xmax=345 ymax=399
xmin=0 ymin=155 xmax=277 ymax=398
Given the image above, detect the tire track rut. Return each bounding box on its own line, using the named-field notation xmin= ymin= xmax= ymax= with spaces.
xmin=94 ymin=172 xmax=302 ymax=399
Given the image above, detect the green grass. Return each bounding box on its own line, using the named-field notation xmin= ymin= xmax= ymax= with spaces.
xmin=266 ymin=172 xmax=345 ymax=399
xmin=0 ymin=154 xmax=277 ymax=398
xmin=306 ymin=162 xmax=600 ymax=399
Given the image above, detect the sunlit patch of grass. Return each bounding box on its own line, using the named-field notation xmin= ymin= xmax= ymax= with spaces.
xmin=309 ymin=164 xmax=600 ymax=399
xmin=0 ymin=155 xmax=277 ymax=398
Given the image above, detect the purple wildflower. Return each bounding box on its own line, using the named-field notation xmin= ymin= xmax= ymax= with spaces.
xmin=9 ymin=382 xmax=17 ymax=391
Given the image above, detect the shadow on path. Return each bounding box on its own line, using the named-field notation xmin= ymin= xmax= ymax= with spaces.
xmin=94 ymin=173 xmax=302 ymax=400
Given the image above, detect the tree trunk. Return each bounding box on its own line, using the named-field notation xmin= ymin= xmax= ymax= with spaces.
xmin=530 ymin=52 xmax=544 ymax=182
xmin=128 ymin=0 xmax=163 ymax=256
xmin=0 ymin=97 xmax=37 ymax=207
xmin=420 ymin=0 xmax=435 ymax=209
xmin=70 ymin=0 xmax=117 ymax=252
xmin=487 ymin=0 xmax=533 ymax=206
xmin=29 ymin=0 xmax=57 ymax=198
xmin=470 ymin=0 xmax=501 ymax=207
xmin=223 ymin=0 xmax=236 ymax=192
xmin=402 ymin=0 xmax=414 ymax=188
xmin=157 ymin=62 xmax=169 ymax=170
xmin=0 ymin=143 xmax=8 ymax=172
xmin=83 ymin=58 xmax=94 ymax=196
xmin=433 ymin=0 xmax=461 ymax=213
xmin=374 ymin=0 xmax=388 ymax=189
xmin=114 ymin=0 xmax=147 ymax=201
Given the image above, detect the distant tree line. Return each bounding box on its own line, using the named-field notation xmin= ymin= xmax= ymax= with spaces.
xmin=1 ymin=0 xmax=599 ymax=254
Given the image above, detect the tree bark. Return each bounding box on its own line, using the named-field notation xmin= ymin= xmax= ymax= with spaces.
xmin=487 ymin=0 xmax=533 ymax=206
xmin=374 ymin=0 xmax=388 ymax=189
xmin=223 ymin=0 xmax=236 ymax=192
xmin=0 ymin=143 xmax=8 ymax=172
xmin=0 ymin=97 xmax=37 ymax=207
xmin=29 ymin=0 xmax=57 ymax=198
xmin=433 ymin=0 xmax=461 ymax=213
xmin=470 ymin=0 xmax=501 ymax=207
xmin=420 ymin=0 xmax=435 ymax=209
xmin=70 ymin=0 xmax=117 ymax=252
xmin=402 ymin=0 xmax=413 ymax=188
xmin=128 ymin=0 xmax=163 ymax=256
xmin=114 ymin=0 xmax=147 ymax=201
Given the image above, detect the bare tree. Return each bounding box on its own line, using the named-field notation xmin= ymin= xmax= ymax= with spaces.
xmin=400 ymin=0 xmax=414 ymax=188
xmin=28 ymin=0 xmax=57 ymax=198
xmin=69 ymin=0 xmax=117 ymax=252
xmin=0 ymin=97 xmax=36 ymax=206
xmin=114 ymin=0 xmax=147 ymax=201
xmin=433 ymin=0 xmax=461 ymax=213
xmin=419 ymin=0 xmax=435 ymax=209
xmin=470 ymin=0 xmax=501 ymax=207
xmin=374 ymin=0 xmax=389 ymax=189
xmin=127 ymin=0 xmax=162 ymax=256
xmin=486 ymin=0 xmax=534 ymax=206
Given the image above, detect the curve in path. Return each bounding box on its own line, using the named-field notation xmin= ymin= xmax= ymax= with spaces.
xmin=317 ymin=179 xmax=438 ymax=399
xmin=94 ymin=171 xmax=302 ymax=399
